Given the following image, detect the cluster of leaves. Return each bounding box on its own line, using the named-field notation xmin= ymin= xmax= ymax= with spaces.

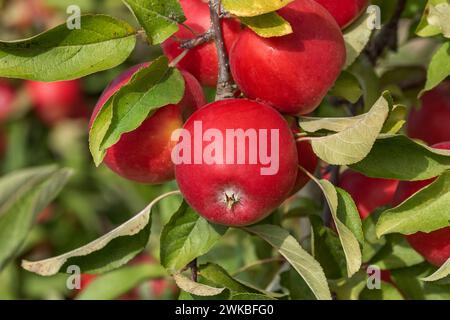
xmin=0 ymin=0 xmax=449 ymax=300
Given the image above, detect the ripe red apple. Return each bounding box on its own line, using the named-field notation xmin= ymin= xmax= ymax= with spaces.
xmin=25 ymin=80 xmax=88 ymax=125
xmin=392 ymin=141 xmax=450 ymax=267
xmin=313 ymin=0 xmax=369 ymax=29
xmin=288 ymin=120 xmax=318 ymax=194
xmin=407 ymin=81 xmax=450 ymax=146
xmin=338 ymin=170 xmax=399 ymax=219
xmin=230 ymin=0 xmax=346 ymax=116
xmin=161 ymin=0 xmax=241 ymax=87
xmin=174 ymin=99 xmax=298 ymax=226
xmin=90 ymin=63 xmax=206 ymax=184
xmin=0 ymin=79 xmax=15 ymax=122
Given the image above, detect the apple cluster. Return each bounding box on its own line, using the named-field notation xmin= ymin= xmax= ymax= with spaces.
xmin=86 ymin=0 xmax=449 ymax=267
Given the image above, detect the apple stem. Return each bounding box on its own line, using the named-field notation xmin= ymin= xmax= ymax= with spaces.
xmin=209 ymin=0 xmax=237 ymax=100
xmin=365 ymin=0 xmax=407 ymax=65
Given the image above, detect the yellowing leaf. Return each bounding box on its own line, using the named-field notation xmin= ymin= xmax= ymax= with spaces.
xmin=223 ymin=0 xmax=294 ymax=17
xmin=240 ymin=12 xmax=293 ymax=38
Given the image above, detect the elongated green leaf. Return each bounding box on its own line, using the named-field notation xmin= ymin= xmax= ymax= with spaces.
xmin=89 ymin=57 xmax=185 ymax=166
xmin=391 ymin=263 xmax=450 ymax=300
xmin=198 ymin=263 xmax=258 ymax=294
xmin=336 ymin=188 xmax=364 ymax=246
xmin=0 ymin=166 xmax=72 ymax=270
xmin=351 ymin=135 xmax=450 ymax=180
xmin=344 ymin=11 xmax=377 ymax=68
xmin=245 ymin=224 xmax=332 ymax=300
xmin=423 ymin=42 xmax=450 ymax=93
xmin=0 ymin=15 xmax=136 ymax=81
xmin=422 ymin=258 xmax=450 ymax=282
xmin=230 ymin=293 xmax=276 ymax=300
xmin=22 ymin=191 xmax=180 ymax=276
xmin=369 ymin=234 xmax=424 ymax=269
xmin=417 ymin=0 xmax=450 ymax=38
xmin=310 ymin=216 xmax=347 ymax=279
xmin=173 ymin=272 xmax=225 ymax=296
xmin=239 ymin=12 xmax=293 ymax=38
xmin=308 ymin=94 xmax=389 ymax=165
xmin=376 ymin=172 xmax=450 ymax=237
xmin=329 ymin=71 xmax=363 ymax=103
xmin=223 ymin=0 xmax=294 ymax=17
xmin=318 ymin=180 xmax=362 ymax=277
xmin=299 ymin=114 xmax=366 ymax=133
xmin=77 ymin=264 xmax=167 ymax=300
xmin=381 ymin=105 xmax=406 ymax=134
xmin=123 ymin=0 xmax=185 ymax=44
xmin=160 ymin=202 xmax=227 ymax=271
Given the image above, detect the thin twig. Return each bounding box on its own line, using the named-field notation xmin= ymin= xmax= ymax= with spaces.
xmin=365 ymin=0 xmax=408 ymax=65
xmin=188 ymin=259 xmax=198 ymax=282
xmin=209 ymin=0 xmax=236 ymax=100
xmin=180 ymin=28 xmax=215 ymax=49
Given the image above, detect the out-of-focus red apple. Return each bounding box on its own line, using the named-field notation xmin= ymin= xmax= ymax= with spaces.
xmin=25 ymin=80 xmax=89 ymax=125
xmin=338 ymin=170 xmax=399 ymax=219
xmin=313 ymin=0 xmax=369 ymax=29
xmin=407 ymin=81 xmax=450 ymax=146
xmin=0 ymin=79 xmax=15 ymax=122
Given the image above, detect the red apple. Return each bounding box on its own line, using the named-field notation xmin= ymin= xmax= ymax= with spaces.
xmin=230 ymin=0 xmax=346 ymax=116
xmin=0 ymin=79 xmax=15 ymax=122
xmin=338 ymin=170 xmax=399 ymax=219
xmin=407 ymin=81 xmax=450 ymax=146
xmin=162 ymin=0 xmax=241 ymax=87
xmin=25 ymin=80 xmax=88 ymax=125
xmin=174 ymin=99 xmax=298 ymax=226
xmin=313 ymin=0 xmax=369 ymax=29
xmin=90 ymin=63 xmax=206 ymax=184
xmin=392 ymin=141 xmax=450 ymax=267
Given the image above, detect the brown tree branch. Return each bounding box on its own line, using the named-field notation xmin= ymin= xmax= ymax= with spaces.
xmin=365 ymin=0 xmax=408 ymax=65
xmin=188 ymin=259 xmax=198 ymax=282
xmin=209 ymin=0 xmax=236 ymax=100
xmin=180 ymin=28 xmax=215 ymax=49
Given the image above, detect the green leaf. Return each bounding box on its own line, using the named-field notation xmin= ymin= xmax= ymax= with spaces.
xmin=0 ymin=15 xmax=136 ymax=81
xmin=369 ymin=234 xmax=425 ymax=269
xmin=350 ymin=135 xmax=450 ymax=181
xmin=329 ymin=71 xmax=363 ymax=103
xmin=376 ymin=172 xmax=450 ymax=237
xmin=245 ymin=224 xmax=332 ymax=300
xmin=0 ymin=166 xmax=72 ymax=270
xmin=416 ymin=0 xmax=450 ymax=38
xmin=310 ymin=216 xmax=347 ymax=279
xmin=77 ymin=264 xmax=167 ymax=300
xmin=308 ymin=94 xmax=389 ymax=165
xmin=381 ymin=105 xmax=407 ymax=134
xmin=198 ymin=263 xmax=258 ymax=294
xmin=239 ymin=12 xmax=293 ymax=38
xmin=222 ymin=0 xmax=294 ymax=17
xmin=391 ymin=263 xmax=450 ymax=300
xmin=362 ymin=209 xmax=387 ymax=263
xmin=423 ymin=42 xmax=450 ymax=93
xmin=343 ymin=11 xmax=377 ymax=68
xmin=123 ymin=0 xmax=185 ymax=44
xmin=173 ymin=272 xmax=225 ymax=297
xmin=422 ymin=258 xmax=450 ymax=282
xmin=160 ymin=202 xmax=227 ymax=271
xmin=22 ymin=191 xmax=180 ymax=276
xmin=318 ymin=180 xmax=362 ymax=277
xmin=230 ymin=293 xmax=276 ymax=300
xmin=359 ymin=281 xmax=404 ymax=300
xmin=89 ymin=57 xmax=185 ymax=166
xmin=329 ymin=271 xmax=367 ymax=300
xmin=280 ymin=267 xmax=316 ymax=300
xmin=336 ymin=188 xmax=364 ymax=246
xmin=299 ymin=114 xmax=366 ymax=133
